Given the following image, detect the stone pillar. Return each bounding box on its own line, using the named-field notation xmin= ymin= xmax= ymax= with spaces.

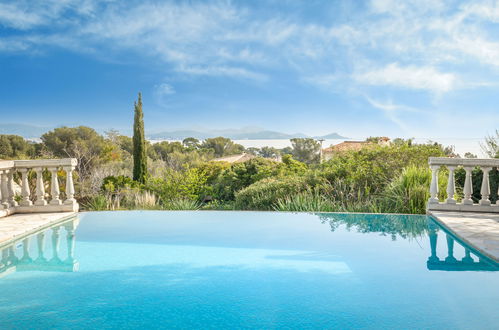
xmin=34 ymin=167 xmax=47 ymax=206
xmin=6 ymin=170 xmax=17 ymax=207
xmin=428 ymin=165 xmax=440 ymax=204
xmin=0 ymin=170 xmax=10 ymax=209
xmin=462 ymin=166 xmax=474 ymax=205
xmin=64 ymin=166 xmax=76 ymax=205
xmin=19 ymin=168 xmax=32 ymax=206
xmin=445 ymin=166 xmax=456 ymax=204
xmin=479 ymin=167 xmax=491 ymax=206
xmin=49 ymin=167 xmax=62 ymax=205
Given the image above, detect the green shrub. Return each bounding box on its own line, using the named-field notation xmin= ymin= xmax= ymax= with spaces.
xmin=319 ymin=143 xmax=445 ymax=196
xmin=213 ymin=158 xmax=286 ymax=201
xmin=234 ymin=176 xmax=311 ymax=210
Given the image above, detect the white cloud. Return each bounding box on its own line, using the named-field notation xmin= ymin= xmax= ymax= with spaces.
xmin=2 ymin=0 xmax=499 ymax=90
xmin=155 ymin=83 xmax=175 ymax=96
xmin=177 ymin=65 xmax=267 ymax=81
xmin=354 ymin=63 xmax=458 ymax=93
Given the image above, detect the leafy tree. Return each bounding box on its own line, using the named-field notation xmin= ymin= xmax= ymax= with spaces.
xmin=213 ymin=158 xmax=284 ymax=200
xmin=260 ymin=146 xmax=280 ymax=159
xmin=133 ymin=93 xmax=147 ymax=183
xmin=290 ymin=138 xmax=320 ymax=164
xmin=481 ymin=130 xmax=499 ymax=158
xmin=153 ymin=141 xmax=185 ymax=160
xmin=280 ymin=146 xmax=293 ymax=155
xmin=0 ymin=135 xmax=34 ymax=159
xmin=41 ymin=126 xmax=106 ymax=178
xmin=245 ymin=147 xmax=260 ymax=155
xmin=201 ymin=137 xmax=244 ymax=157
xmin=0 ymin=135 xmax=13 ymax=158
xmin=182 ymin=137 xmax=200 ymax=149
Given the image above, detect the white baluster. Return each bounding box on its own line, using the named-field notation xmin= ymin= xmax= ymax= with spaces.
xmin=0 ymin=170 xmax=9 ymax=209
xmin=446 ymin=166 xmax=457 ymax=204
xmin=429 ymin=165 xmax=440 ymax=204
xmin=479 ymin=167 xmax=491 ymax=206
xmin=49 ymin=167 xmax=61 ymax=205
xmin=7 ymin=170 xmax=17 ymax=207
xmin=64 ymin=165 xmax=76 ymax=205
xmin=462 ymin=166 xmax=474 ymax=205
xmin=19 ymin=168 xmax=32 ymax=206
xmin=34 ymin=167 xmax=47 ymax=206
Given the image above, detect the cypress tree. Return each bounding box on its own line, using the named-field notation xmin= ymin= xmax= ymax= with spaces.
xmin=133 ymin=92 xmax=147 ymax=183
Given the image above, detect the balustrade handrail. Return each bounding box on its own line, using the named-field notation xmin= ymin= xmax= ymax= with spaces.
xmin=0 ymin=158 xmax=78 ymax=217
xmin=427 ymin=157 xmax=498 ymax=213
xmin=429 ymin=157 xmax=499 ymax=167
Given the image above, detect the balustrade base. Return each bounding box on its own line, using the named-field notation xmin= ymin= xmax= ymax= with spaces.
xmin=15 ymin=203 xmax=79 ymax=214
xmin=428 ymin=203 xmax=499 ymax=213
xmin=0 ymin=204 xmax=78 ymax=218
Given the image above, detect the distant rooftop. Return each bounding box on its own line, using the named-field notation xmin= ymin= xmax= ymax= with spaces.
xmin=212 ymin=153 xmax=256 ymax=163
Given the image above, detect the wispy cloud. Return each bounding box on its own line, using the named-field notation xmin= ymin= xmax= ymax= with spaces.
xmin=354 ymin=63 xmax=459 ymax=93
xmin=3 ymin=0 xmax=499 ymax=100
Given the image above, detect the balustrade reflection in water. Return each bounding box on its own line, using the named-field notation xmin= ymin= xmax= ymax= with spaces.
xmin=426 ymin=220 xmax=498 ymax=271
xmin=316 ymin=212 xmax=498 ymax=271
xmin=0 ymin=216 xmax=80 ymax=278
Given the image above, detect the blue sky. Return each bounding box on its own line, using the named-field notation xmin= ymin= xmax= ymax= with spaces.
xmin=0 ymin=0 xmax=498 ymax=138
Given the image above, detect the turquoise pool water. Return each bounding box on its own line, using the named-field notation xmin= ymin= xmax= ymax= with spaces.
xmin=0 ymin=211 xmax=497 ymax=329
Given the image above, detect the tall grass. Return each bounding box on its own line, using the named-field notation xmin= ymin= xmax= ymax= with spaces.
xmin=377 ymin=165 xmax=448 ymax=214
xmin=81 ymin=189 xmax=160 ymax=211
xmin=163 ymin=198 xmax=202 ymax=210
xmin=274 ymin=191 xmax=338 ymax=212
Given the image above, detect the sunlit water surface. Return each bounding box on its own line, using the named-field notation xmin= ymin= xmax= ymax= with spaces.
xmin=0 ymin=211 xmax=497 ymax=329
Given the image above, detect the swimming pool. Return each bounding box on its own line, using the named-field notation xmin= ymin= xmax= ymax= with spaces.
xmin=0 ymin=211 xmax=497 ymax=329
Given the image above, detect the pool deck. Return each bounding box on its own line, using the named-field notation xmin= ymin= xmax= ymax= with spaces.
xmin=429 ymin=211 xmax=499 ymax=262
xmin=0 ymin=212 xmax=77 ymax=247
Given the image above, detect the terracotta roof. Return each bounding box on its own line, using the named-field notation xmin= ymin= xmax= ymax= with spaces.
xmin=212 ymin=153 xmax=256 ymax=163
xmin=323 ymin=141 xmax=368 ymax=153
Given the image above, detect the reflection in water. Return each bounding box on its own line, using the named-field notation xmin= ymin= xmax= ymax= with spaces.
xmin=427 ymin=220 xmax=498 ymax=271
xmin=317 ymin=213 xmax=429 ymax=240
xmin=0 ymin=216 xmax=80 ymax=278
xmin=317 ymin=212 xmax=498 ymax=272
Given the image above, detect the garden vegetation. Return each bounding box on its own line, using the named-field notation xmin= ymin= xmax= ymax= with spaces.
xmin=1 ymin=125 xmax=497 ymax=214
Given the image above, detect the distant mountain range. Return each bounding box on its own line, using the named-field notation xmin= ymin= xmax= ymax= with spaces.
xmin=0 ymin=124 xmax=348 ymax=141
xmin=148 ymin=129 xmax=348 ymax=140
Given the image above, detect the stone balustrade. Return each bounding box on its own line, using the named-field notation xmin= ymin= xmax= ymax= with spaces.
xmin=428 ymin=157 xmax=499 ymax=213
xmin=0 ymin=158 xmax=78 ymax=218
